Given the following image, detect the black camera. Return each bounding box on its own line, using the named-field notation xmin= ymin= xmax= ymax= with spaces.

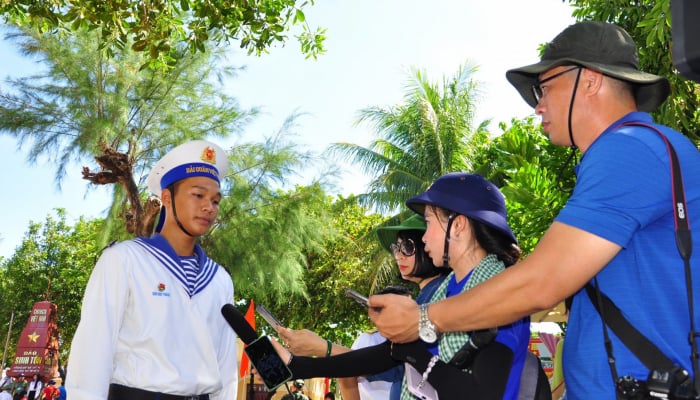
xmin=616 ymin=368 xmax=696 ymax=400
xmin=646 ymin=368 xmax=695 ymax=400
xmin=617 ymin=375 xmax=647 ymax=399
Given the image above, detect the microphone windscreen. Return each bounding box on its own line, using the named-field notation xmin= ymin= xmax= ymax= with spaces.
xmin=221 ymin=303 xmax=258 ymax=344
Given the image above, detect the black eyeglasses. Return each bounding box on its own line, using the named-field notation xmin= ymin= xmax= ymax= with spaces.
xmin=390 ymin=238 xmax=416 ymax=257
xmin=531 ymin=66 xmax=581 ymax=104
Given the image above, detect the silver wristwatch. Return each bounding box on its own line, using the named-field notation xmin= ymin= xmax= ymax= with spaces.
xmin=418 ymin=304 xmax=438 ymax=343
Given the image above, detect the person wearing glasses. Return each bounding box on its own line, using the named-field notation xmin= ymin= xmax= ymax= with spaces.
xmin=377 ymin=214 xmax=450 ymax=304
xmin=275 ymin=214 xmax=447 ymax=400
xmin=368 ymin=22 xmax=700 ymax=400
xmin=269 ymin=173 xmax=545 ymax=399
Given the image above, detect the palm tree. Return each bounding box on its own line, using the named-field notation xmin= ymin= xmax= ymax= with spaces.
xmin=326 ymin=63 xmax=491 ymax=290
xmin=329 ymin=63 xmax=491 ymax=214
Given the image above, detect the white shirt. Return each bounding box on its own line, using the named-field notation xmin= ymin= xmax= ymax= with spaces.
xmin=0 ymin=390 xmax=12 ymax=400
xmin=351 ymin=331 xmax=392 ymax=400
xmin=28 ymin=381 xmax=42 ymax=393
xmin=66 ymin=239 xmax=238 ymax=400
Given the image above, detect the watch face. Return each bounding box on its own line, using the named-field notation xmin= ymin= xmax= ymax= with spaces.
xmin=419 ymin=326 xmax=438 ymax=343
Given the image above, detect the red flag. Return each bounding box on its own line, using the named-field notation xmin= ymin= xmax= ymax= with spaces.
xmin=239 ymin=299 xmax=256 ymax=377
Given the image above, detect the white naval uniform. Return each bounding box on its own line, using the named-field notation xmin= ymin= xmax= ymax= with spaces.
xmin=66 ymin=236 xmax=238 ymax=400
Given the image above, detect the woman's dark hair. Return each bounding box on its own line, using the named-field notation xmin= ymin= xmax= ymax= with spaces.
xmin=470 ymin=218 xmax=521 ymax=267
xmin=430 ymin=205 xmax=520 ymax=267
xmin=397 ymin=230 xmax=450 ymax=279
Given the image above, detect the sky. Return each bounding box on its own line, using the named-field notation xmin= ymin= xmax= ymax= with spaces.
xmin=0 ymin=1 xmax=576 ymax=259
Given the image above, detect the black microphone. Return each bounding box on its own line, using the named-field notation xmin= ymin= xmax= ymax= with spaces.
xmin=448 ymin=327 xmax=498 ymax=368
xmin=221 ymin=303 xmax=258 ymax=344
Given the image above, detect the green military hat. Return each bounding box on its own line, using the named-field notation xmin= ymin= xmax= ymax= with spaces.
xmin=376 ymin=214 xmax=426 ymax=253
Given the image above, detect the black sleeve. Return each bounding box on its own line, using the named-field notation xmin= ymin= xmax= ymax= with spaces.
xmin=288 ymin=340 xmax=401 ymax=379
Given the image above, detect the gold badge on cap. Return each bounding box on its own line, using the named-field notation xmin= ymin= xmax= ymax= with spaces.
xmin=201 ymin=146 xmax=217 ymax=165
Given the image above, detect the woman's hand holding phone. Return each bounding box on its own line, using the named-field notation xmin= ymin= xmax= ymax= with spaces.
xmin=276 ymin=327 xmax=329 ymax=358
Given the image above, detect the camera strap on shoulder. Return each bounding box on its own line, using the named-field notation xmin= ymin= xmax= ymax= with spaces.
xmin=586 ymin=283 xmax=688 ymax=382
xmin=586 ymin=121 xmax=699 ymax=398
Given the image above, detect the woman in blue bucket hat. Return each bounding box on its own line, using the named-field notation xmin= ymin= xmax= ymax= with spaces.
xmin=270 ymin=173 xmax=548 ymax=399
xmin=395 ymin=172 xmax=537 ymax=399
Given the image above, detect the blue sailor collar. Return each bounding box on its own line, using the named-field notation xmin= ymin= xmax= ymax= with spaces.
xmin=135 ymin=235 xmax=220 ymax=297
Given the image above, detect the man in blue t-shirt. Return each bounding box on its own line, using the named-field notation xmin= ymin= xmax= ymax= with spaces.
xmin=368 ymin=21 xmax=700 ymax=400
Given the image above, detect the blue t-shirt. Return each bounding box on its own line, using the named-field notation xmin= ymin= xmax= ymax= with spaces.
xmin=557 ymin=112 xmax=700 ymax=399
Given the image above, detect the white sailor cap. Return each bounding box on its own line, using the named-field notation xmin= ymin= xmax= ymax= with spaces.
xmin=147 ymin=140 xmax=228 ymax=195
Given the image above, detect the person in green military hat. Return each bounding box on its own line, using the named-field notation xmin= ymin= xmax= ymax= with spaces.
xmin=11 ymin=374 xmax=26 ymax=400
xmin=273 ymin=213 xmax=449 ymax=400
xmin=1 ymin=384 xmax=13 ymax=400
xmin=376 ymin=214 xmax=449 ymax=304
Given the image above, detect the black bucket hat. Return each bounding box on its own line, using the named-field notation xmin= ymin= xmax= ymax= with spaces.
xmin=506 ymin=21 xmax=670 ymax=112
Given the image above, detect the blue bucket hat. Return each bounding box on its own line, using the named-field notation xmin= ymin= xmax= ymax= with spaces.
xmin=406 ymin=172 xmax=516 ymax=243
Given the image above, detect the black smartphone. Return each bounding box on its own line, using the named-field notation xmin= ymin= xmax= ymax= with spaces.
xmin=244 ymin=335 xmax=293 ymax=391
xmin=344 ymin=289 xmax=369 ymax=307
xmin=256 ymin=304 xmax=285 ymax=328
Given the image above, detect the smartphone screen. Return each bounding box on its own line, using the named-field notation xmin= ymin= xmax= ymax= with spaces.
xmin=256 ymin=304 xmax=285 ymax=328
xmin=245 ymin=335 xmax=293 ymax=391
xmin=344 ymin=289 xmax=369 ymax=307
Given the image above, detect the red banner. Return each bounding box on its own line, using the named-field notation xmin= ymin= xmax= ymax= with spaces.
xmin=9 ymin=301 xmax=60 ymax=378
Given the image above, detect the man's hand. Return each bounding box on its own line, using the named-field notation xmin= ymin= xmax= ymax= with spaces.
xmin=275 ymin=327 xmax=327 ymax=357
xmin=368 ymin=293 xmax=421 ymax=343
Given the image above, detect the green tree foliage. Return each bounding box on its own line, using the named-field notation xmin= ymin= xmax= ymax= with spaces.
xmin=330 ymin=64 xmax=491 ymax=214
xmin=0 ymin=209 xmax=103 ymax=364
xmin=247 ymin=195 xmax=386 ymax=347
xmin=0 ymin=27 xmax=254 ymax=238
xmin=566 ymin=0 xmax=700 ymax=142
xmin=210 ymin=182 xmax=334 ymax=301
xmin=204 ymin=117 xmax=338 ymax=299
xmin=476 ymin=117 xmax=575 ymax=254
xmin=0 ymin=0 xmax=326 ymax=68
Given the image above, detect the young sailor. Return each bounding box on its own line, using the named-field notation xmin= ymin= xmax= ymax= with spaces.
xmin=67 ymin=140 xmax=238 ymax=400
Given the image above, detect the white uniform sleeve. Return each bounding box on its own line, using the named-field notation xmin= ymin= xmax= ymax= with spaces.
xmin=66 ymin=245 xmax=130 ymax=400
